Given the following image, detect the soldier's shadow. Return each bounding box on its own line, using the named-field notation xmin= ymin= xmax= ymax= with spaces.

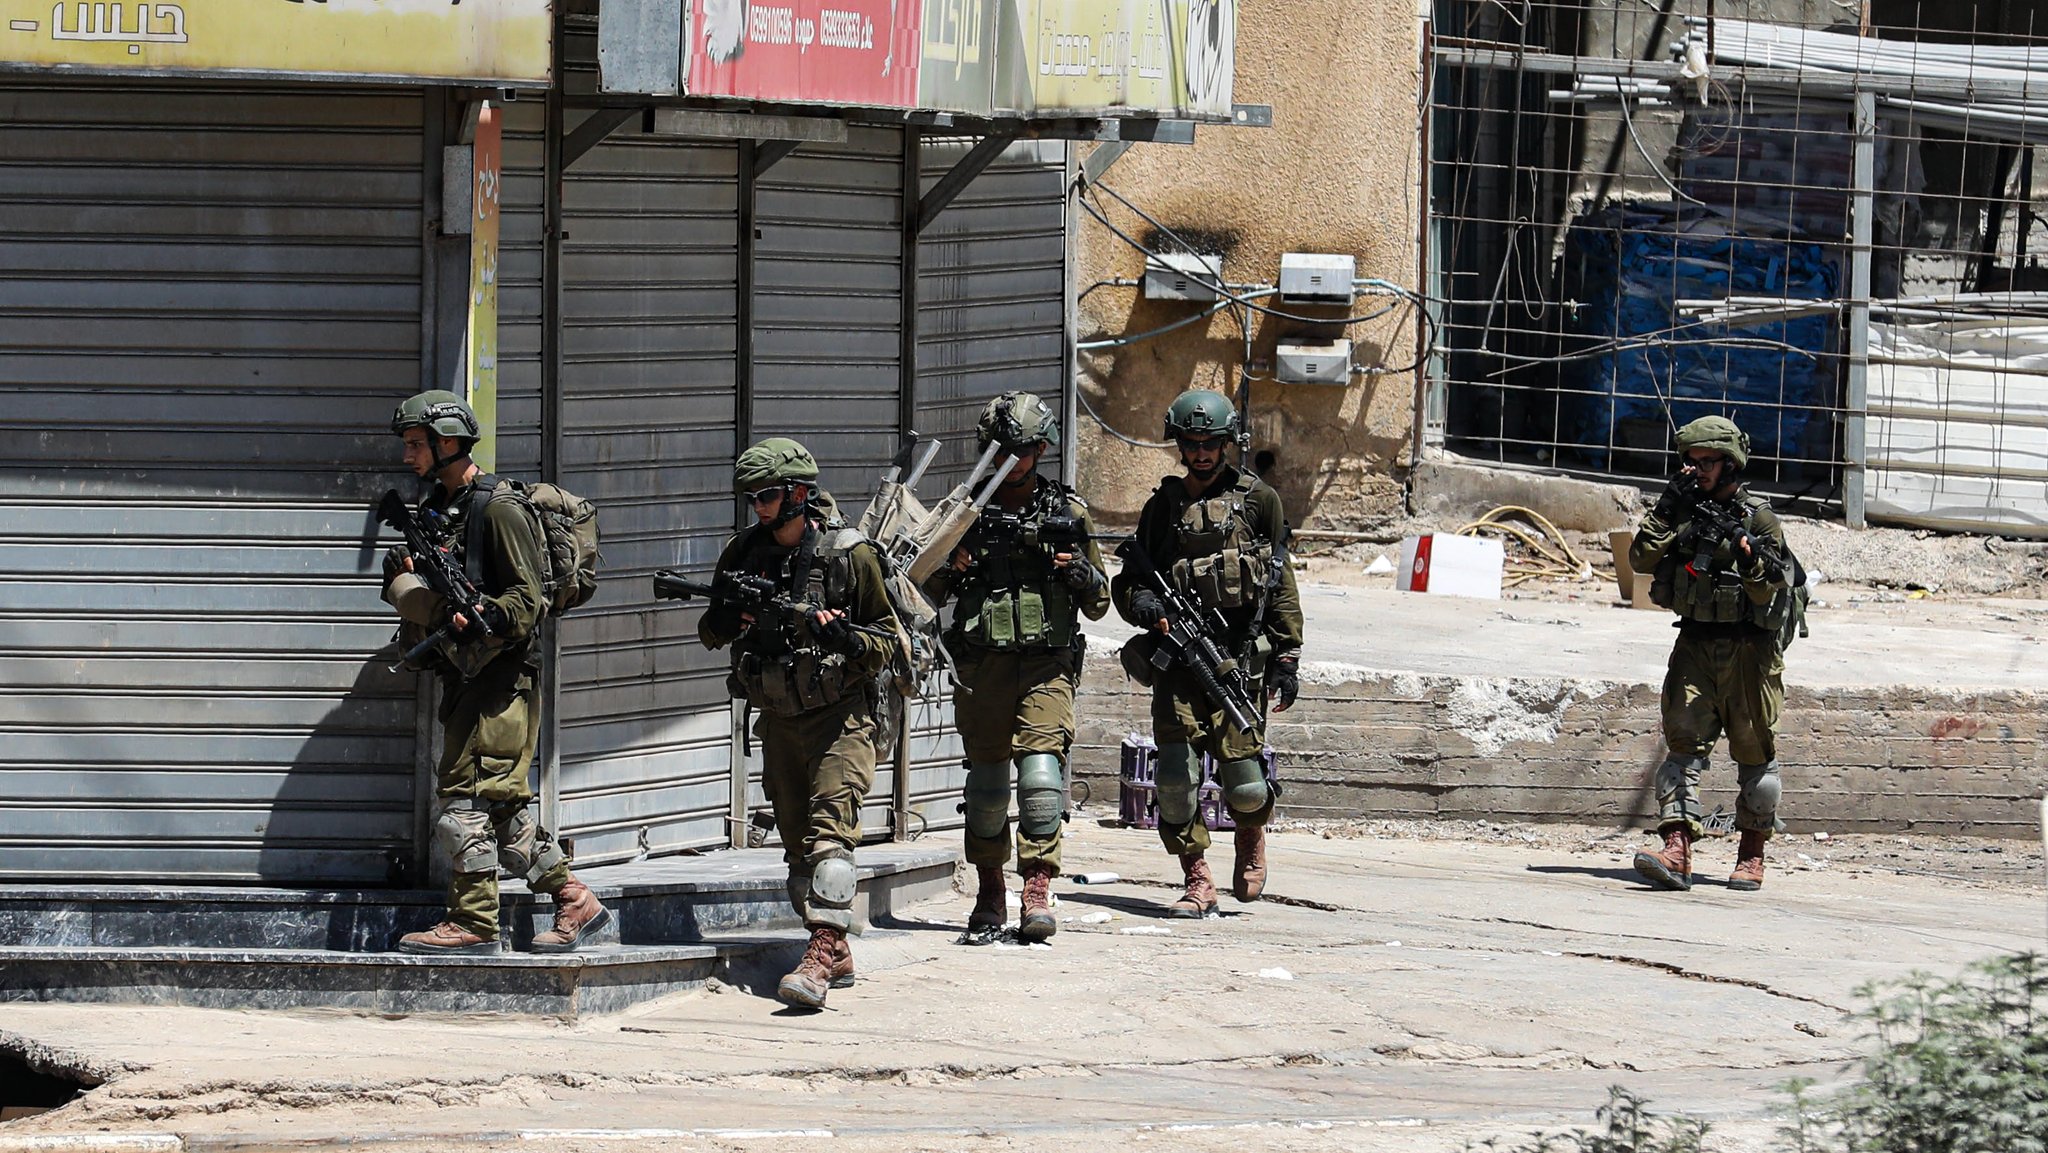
xmin=1524 ymin=864 xmax=1679 ymax=887
xmin=1058 ymin=891 xmax=1243 ymax=920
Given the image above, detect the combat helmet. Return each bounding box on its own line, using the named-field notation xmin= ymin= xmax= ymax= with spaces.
xmin=1675 ymin=415 xmax=1750 ymax=470
xmin=391 ymin=390 xmax=482 ymax=474
xmin=977 ymin=391 xmax=1060 ymax=454
xmin=733 ymin=437 xmax=819 ymax=492
xmin=1164 ymin=388 xmax=1240 ymax=441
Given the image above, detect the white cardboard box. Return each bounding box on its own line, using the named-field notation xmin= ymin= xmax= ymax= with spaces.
xmin=1396 ymin=533 xmax=1504 ymax=599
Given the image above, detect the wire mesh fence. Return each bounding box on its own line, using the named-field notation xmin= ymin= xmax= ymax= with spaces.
xmin=1429 ymin=0 xmax=2048 ymax=533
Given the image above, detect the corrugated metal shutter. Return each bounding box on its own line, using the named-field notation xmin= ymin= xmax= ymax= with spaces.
xmin=0 ymin=84 xmax=426 ymax=883
xmin=903 ymin=137 xmax=1071 ymax=835
xmin=553 ymin=129 xmax=744 ymax=864
xmin=751 ymin=125 xmax=907 ymax=840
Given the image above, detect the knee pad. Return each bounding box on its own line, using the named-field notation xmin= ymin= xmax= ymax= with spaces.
xmin=433 ymin=800 xmax=497 ymax=874
xmin=962 ymin=758 xmax=1012 ymax=840
xmin=1737 ymin=761 xmax=1782 ymax=830
xmin=491 ymin=802 xmax=567 ymax=884
xmin=806 ymin=847 xmax=858 ymax=931
xmin=1217 ymin=757 xmax=1271 ymax=816
xmin=1016 ymin=753 xmax=1065 ymax=840
xmin=1155 ymin=742 xmax=1199 ymax=828
xmin=1653 ymin=754 xmax=1707 ymax=819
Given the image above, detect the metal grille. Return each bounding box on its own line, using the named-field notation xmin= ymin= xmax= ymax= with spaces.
xmin=1430 ymin=0 xmax=2048 ymax=531
xmin=0 ymin=83 xmax=425 ymax=882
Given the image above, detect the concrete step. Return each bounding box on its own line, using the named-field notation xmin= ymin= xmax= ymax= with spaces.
xmin=0 ymin=845 xmax=959 ymax=1016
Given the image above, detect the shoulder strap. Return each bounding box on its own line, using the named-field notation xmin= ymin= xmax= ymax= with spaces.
xmin=462 ymin=474 xmax=505 ymax=586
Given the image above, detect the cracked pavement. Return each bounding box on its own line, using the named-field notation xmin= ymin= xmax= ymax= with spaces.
xmin=2 ymin=817 xmax=2041 ymax=1153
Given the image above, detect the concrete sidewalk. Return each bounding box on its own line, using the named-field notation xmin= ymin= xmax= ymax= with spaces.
xmin=2 ymin=818 xmax=2041 ymax=1153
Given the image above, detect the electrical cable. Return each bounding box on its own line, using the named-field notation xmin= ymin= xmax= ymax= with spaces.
xmin=1080 ymin=187 xmax=1420 ymax=328
xmin=1075 ymin=385 xmax=1175 ymax=449
xmin=1076 ymin=296 xmax=1251 ymax=350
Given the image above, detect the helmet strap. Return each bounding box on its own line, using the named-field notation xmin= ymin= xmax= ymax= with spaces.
xmin=769 ymin=482 xmax=811 ymax=528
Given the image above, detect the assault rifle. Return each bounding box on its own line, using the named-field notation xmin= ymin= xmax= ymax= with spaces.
xmin=651 ymin=569 xmax=896 ymax=648
xmin=1676 ymin=487 xmax=1784 ymax=583
xmin=376 ymin=489 xmax=506 ymax=667
xmin=1113 ymin=537 xmax=1260 ymax=733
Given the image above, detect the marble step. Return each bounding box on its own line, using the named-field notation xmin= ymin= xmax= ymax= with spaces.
xmin=0 ymin=844 xmax=958 ymax=953
xmin=0 ymin=938 xmax=763 ymax=1017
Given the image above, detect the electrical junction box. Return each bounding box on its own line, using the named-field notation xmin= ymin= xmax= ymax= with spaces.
xmin=1278 ymin=253 xmax=1356 ymax=306
xmin=1144 ymin=252 xmax=1224 ymax=302
xmin=1275 ymin=340 xmax=1353 ymax=384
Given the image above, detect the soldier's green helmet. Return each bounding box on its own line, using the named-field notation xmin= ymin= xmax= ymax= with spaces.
xmin=390 ymin=390 xmax=481 ymax=443
xmin=733 ymin=437 xmax=819 ymax=493
xmin=1675 ymin=415 xmax=1750 ymax=470
xmin=977 ymin=391 xmax=1059 ymax=453
xmin=1164 ymin=388 xmax=1240 ymax=441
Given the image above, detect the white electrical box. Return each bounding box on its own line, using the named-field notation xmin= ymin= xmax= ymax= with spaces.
xmin=1275 ymin=340 xmax=1353 ymax=384
xmin=1144 ymin=253 xmax=1224 ymax=302
xmin=1279 ymin=253 xmax=1356 ymax=305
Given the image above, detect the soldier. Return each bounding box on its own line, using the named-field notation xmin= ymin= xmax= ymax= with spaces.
xmin=923 ymin=393 xmax=1110 ymax=944
xmin=1110 ymin=389 xmax=1303 ymax=917
xmin=381 ymin=390 xmax=609 ymax=955
xmin=1629 ymin=416 xmax=1794 ymax=893
xmin=698 ymin=438 xmax=899 ymax=1009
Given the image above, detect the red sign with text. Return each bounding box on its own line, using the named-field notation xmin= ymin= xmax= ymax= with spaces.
xmin=686 ymin=0 xmax=919 ymax=106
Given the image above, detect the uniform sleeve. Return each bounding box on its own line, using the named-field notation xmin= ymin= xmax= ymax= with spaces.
xmin=1074 ymin=501 xmax=1111 ymax=621
xmin=1629 ymin=505 xmax=1682 ymax=575
xmin=1740 ymin=503 xmax=1791 ymax=602
xmin=697 ymin=534 xmax=749 ymax=650
xmin=1110 ymin=488 xmax=1172 ymax=625
xmin=479 ymin=497 xmax=547 ymax=642
xmin=847 ymin=541 xmax=900 ymax=675
xmin=1251 ymin=487 xmax=1304 ymax=654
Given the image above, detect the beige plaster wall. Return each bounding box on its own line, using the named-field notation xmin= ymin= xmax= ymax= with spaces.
xmin=1074 ymin=0 xmax=1426 ymax=528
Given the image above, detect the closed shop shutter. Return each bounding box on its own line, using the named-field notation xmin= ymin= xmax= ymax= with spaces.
xmin=554 ymin=128 xmax=745 ymax=864
xmin=0 ymin=84 xmax=427 ymax=883
xmin=904 ymin=137 xmax=1072 ymax=835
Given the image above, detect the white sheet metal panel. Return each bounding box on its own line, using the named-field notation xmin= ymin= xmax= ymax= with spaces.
xmin=553 ymin=130 xmax=744 ymax=865
xmin=906 ymin=136 xmax=1071 ymax=836
xmin=0 ymin=84 xmax=426 ymax=883
xmin=1867 ymin=316 xmax=2048 ymax=536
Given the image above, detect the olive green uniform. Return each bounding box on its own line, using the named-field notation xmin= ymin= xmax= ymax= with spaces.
xmin=1111 ymin=465 xmax=1304 ymax=856
xmin=922 ymin=477 xmax=1110 ymax=875
xmin=1630 ymin=486 xmax=1791 ymax=839
xmin=385 ymin=481 xmax=574 ymax=939
xmin=699 ymin=507 xmax=896 ymax=928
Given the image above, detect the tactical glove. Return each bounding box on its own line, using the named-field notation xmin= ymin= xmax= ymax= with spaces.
xmin=1268 ymin=655 xmax=1300 ymax=712
xmin=382 ymin=545 xmax=412 ymax=583
xmin=813 ymin=611 xmax=867 ymax=659
xmin=1128 ymin=589 xmax=1167 ymax=629
xmin=1652 ymin=471 xmax=1693 ymax=520
xmin=1060 ymin=557 xmax=1104 ymax=593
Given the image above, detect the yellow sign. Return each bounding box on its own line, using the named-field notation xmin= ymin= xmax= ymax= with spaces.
xmin=0 ymin=0 xmax=551 ymax=85
xmin=466 ymin=104 xmax=502 ymax=473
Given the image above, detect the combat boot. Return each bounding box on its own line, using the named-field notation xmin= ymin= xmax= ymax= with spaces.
xmin=1728 ymin=830 xmax=1767 ymax=891
xmin=777 ymin=926 xmax=849 ymax=1009
xmin=1633 ymin=825 xmax=1694 ymax=892
xmin=1018 ymin=862 xmax=1056 ymax=943
xmin=1231 ymin=822 xmax=1268 ymax=901
xmin=397 ymin=921 xmax=499 ymax=955
xmin=531 ymin=879 xmax=611 ymax=953
xmin=963 ymin=864 xmax=1006 ymax=945
xmin=1168 ymin=852 xmax=1218 ymax=918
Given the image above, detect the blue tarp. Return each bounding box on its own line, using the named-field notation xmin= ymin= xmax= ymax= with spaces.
xmin=1565 ymin=205 xmax=1838 ymax=466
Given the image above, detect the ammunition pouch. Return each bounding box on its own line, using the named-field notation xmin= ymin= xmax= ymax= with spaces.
xmin=734 ymin=646 xmax=859 ymax=718
xmin=958 ymin=583 xmax=1077 ymax=651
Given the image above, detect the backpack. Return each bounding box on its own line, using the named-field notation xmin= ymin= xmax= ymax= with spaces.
xmin=472 ymin=474 xmax=601 ymax=615
xmin=1776 ymin=549 xmax=1812 ymax=653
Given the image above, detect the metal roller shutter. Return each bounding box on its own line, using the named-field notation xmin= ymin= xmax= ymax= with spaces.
xmin=903 ymin=137 xmax=1072 ymax=835
xmin=750 ymin=125 xmax=908 ymax=841
xmin=554 ymin=128 xmax=744 ymax=864
xmin=0 ymin=84 xmax=426 ymax=883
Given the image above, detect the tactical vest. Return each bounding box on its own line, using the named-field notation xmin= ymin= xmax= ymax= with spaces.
xmin=1657 ymin=492 xmax=1799 ymax=639
xmin=1168 ymin=472 xmax=1273 ymax=612
xmin=727 ymin=522 xmax=869 ymax=718
xmin=950 ymin=482 xmax=1080 ymax=652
